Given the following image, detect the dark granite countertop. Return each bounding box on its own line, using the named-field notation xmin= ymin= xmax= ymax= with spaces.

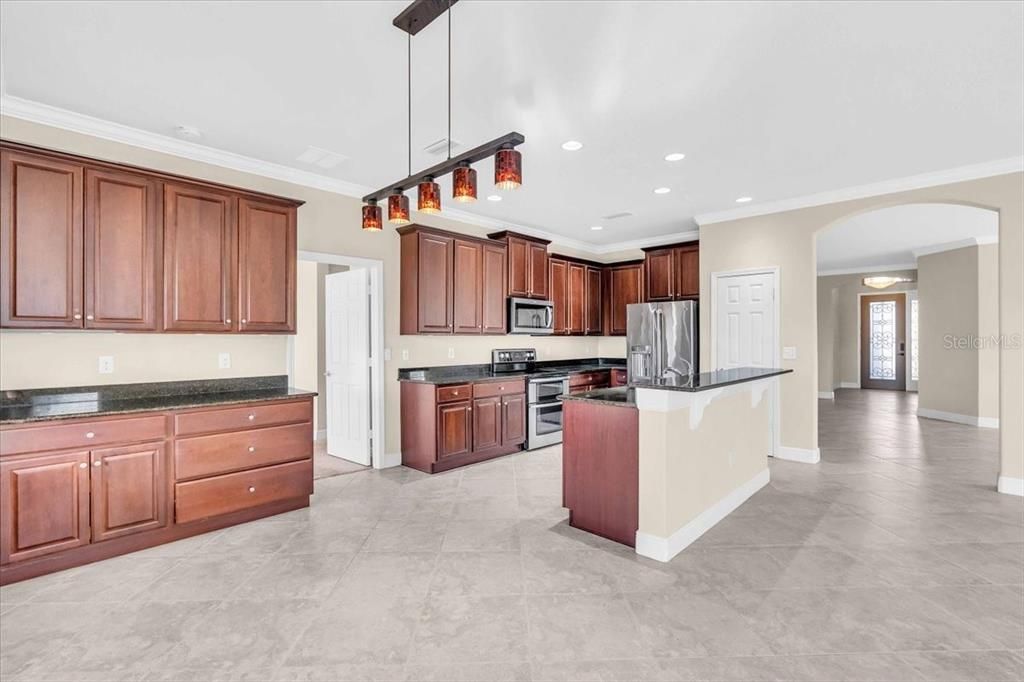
xmin=0 ymin=376 xmax=317 ymax=425
xmin=398 ymin=358 xmax=626 ymax=385
xmin=560 ymin=387 xmax=637 ymax=407
xmin=630 ymin=367 xmax=792 ymax=392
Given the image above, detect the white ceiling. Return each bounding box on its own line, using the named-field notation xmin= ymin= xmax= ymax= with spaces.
xmin=1 ymin=1 xmax=1022 ymax=248
xmin=816 ymin=203 xmax=998 ymax=273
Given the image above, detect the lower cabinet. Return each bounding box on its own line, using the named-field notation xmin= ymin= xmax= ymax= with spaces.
xmin=90 ymin=442 xmax=167 ymax=542
xmin=438 ymin=401 xmax=473 ymax=460
xmin=501 ymin=393 xmax=527 ymax=446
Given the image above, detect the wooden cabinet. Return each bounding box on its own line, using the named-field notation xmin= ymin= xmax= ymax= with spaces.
xmin=488 ymin=231 xmax=549 ymax=300
xmin=89 ymin=442 xmax=167 ymax=542
xmin=481 ymin=243 xmax=507 ymax=334
xmin=643 ymin=242 xmax=699 ymax=302
xmin=548 ymin=258 xmax=568 ymax=334
xmin=611 ymin=368 xmax=628 ymax=387
xmin=453 ymin=239 xmax=482 ymax=334
xmin=472 ymin=396 xmax=502 ymax=452
xmin=569 ymin=370 xmax=611 ymax=394
xmin=549 ymin=257 xmax=601 ymax=336
xmin=438 ymin=401 xmax=472 ymax=459
xmin=567 ymin=263 xmax=586 ymax=334
xmin=605 ymin=262 xmax=643 ymax=336
xmin=175 ymin=459 xmax=311 ymax=525
xmin=527 ymin=242 xmax=549 ymax=299
xmin=501 ymin=393 xmax=526 ymax=446
xmin=237 ymin=198 xmax=296 ymax=332
xmin=584 ymin=265 xmax=602 ymax=335
xmin=84 ymin=168 xmax=161 ymax=330
xmin=0 ymin=149 xmax=84 ymax=328
xmin=1 ymin=451 xmax=91 ymax=565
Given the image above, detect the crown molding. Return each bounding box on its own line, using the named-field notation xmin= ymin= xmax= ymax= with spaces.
xmin=695 ymin=157 xmax=1024 ymax=226
xmin=817 ymin=263 xmax=918 ymax=277
xmin=913 ymin=235 xmax=998 ymax=258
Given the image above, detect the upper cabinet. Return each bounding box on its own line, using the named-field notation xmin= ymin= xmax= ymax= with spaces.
xmin=0 ymin=142 xmax=301 ymax=334
xmin=399 ymin=225 xmax=507 ymax=335
xmin=548 ymin=257 xmax=568 ymax=335
xmin=584 ymin=265 xmax=603 ymax=335
xmin=0 ymin=149 xmax=84 ymax=328
xmin=643 ymin=242 xmax=700 ymax=302
xmin=548 ymin=256 xmax=602 ymax=337
xmin=489 ymin=231 xmax=549 ymax=300
xmin=605 ymin=262 xmax=644 ymax=336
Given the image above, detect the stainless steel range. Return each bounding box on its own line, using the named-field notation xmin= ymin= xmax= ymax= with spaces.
xmin=490 ymin=348 xmax=568 ymax=450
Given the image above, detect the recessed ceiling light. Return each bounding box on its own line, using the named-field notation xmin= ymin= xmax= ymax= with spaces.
xmin=653 ymin=187 xmax=671 ymax=194
xmin=735 ymin=196 xmax=753 ymax=203
xmin=664 ymin=153 xmax=686 ymax=161
xmin=590 ymin=225 xmax=603 ymax=231
xmin=486 ymin=194 xmax=502 ymax=202
xmin=561 ymin=140 xmax=583 ymax=151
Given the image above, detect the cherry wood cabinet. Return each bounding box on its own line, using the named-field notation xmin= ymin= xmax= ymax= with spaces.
xmin=584 ymin=265 xmax=602 ymax=335
xmin=549 ymin=256 xmax=602 ymax=337
xmin=481 ymin=243 xmax=507 ymax=334
xmin=0 ymin=149 xmax=84 ymax=328
xmin=453 ymin=239 xmax=482 ymax=334
xmin=89 ymin=442 xmax=167 ymax=542
xmin=501 ymin=393 xmax=527 ymax=446
xmin=472 ymin=396 xmax=501 ymax=452
xmin=488 ymin=231 xmax=549 ymax=300
xmin=548 ymin=257 xmax=568 ymax=334
xmin=644 ymin=242 xmax=700 ymax=302
xmin=567 ymin=263 xmax=586 ymax=334
xmin=237 ymin=197 xmax=296 ymax=333
xmin=438 ymin=401 xmax=472 ymax=460
xmin=605 ymin=262 xmax=644 ymax=336
xmin=527 ymin=242 xmax=549 ymax=299
xmin=676 ymin=245 xmax=700 ymax=298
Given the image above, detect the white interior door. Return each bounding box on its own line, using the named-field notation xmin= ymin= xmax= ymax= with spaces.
xmin=325 ymin=269 xmax=371 ymax=465
xmin=715 ymin=272 xmax=777 ymax=370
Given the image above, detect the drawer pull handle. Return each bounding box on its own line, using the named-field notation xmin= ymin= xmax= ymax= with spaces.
xmin=248 ymin=486 xmax=256 ymax=493
xmin=248 ymin=446 xmax=256 ymax=453
xmin=247 ymin=414 xmax=255 ymax=421
xmin=85 ymin=432 xmax=95 ymax=439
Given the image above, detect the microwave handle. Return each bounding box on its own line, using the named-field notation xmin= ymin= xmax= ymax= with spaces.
xmin=545 ymin=306 xmax=552 ymax=329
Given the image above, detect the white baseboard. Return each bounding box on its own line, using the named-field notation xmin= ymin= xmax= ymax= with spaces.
xmin=917 ymin=408 xmax=1000 ymax=429
xmin=838 ymin=382 xmax=860 ymax=389
xmin=377 ymin=451 xmax=402 ymax=469
xmin=997 ymin=476 xmax=1024 ymax=497
xmin=635 ymin=468 xmax=770 ymax=563
xmin=774 ymin=445 xmax=821 ymax=464
xmin=818 ymin=391 xmax=835 ymax=400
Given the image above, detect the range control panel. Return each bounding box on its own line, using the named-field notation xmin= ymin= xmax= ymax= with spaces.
xmin=492 ymin=348 xmax=537 ymax=364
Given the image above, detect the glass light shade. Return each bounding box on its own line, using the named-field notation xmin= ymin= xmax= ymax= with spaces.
xmin=361 ymin=202 xmax=382 ymax=231
xmin=494 ymin=148 xmax=522 ymax=190
xmin=388 ymin=193 xmax=410 ymax=225
xmin=452 ymin=165 xmax=477 ymax=203
xmin=418 ymin=179 xmax=442 ymax=213
xmin=863 ymin=276 xmax=913 ymax=290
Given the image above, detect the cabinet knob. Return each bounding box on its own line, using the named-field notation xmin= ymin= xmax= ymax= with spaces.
xmin=226 ymin=318 xmax=232 ymax=324
xmin=85 ymin=432 xmax=95 ymax=439
xmin=453 ymin=391 xmax=459 ymax=396
xmin=73 ymin=314 xmax=82 ymax=320
xmin=247 ymin=414 xmax=255 ymax=421
xmin=248 ymin=486 xmax=256 ymax=493
xmin=241 ymin=319 xmax=247 ymax=324
xmin=93 ymin=461 xmax=101 ymax=467
xmin=500 ymin=386 xmax=505 ymax=391
xmin=248 ymin=446 xmax=255 ymax=453
xmin=79 ymin=462 xmax=88 ymax=469
xmin=86 ymin=315 xmax=94 ymax=321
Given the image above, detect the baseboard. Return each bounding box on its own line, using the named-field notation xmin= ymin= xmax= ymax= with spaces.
xmin=377 ymin=451 xmax=402 ymax=469
xmin=818 ymin=391 xmax=835 ymax=400
xmin=635 ymin=468 xmax=770 ymax=563
xmin=838 ymin=382 xmax=860 ymax=389
xmin=774 ymin=445 xmax=821 ymax=464
xmin=917 ymin=408 xmax=1000 ymax=429
xmin=997 ymin=476 xmax=1024 ymax=497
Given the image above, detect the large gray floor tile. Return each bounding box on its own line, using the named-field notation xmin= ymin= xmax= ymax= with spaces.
xmin=526 ymin=594 xmax=650 ymax=662
xmin=408 ymin=594 xmax=529 ymax=663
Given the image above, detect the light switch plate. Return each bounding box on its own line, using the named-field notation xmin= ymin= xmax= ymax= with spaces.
xmin=447 ymin=347 xmax=455 ymax=359
xmin=218 ymin=352 xmax=231 ymax=369
xmin=98 ymin=356 xmax=114 ymax=374
xmin=401 ymin=349 xmax=409 ymax=361
xmin=782 ymin=346 xmax=798 ymax=360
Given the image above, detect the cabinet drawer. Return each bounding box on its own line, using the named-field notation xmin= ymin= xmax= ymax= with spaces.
xmin=174 ymin=399 xmax=312 ymax=436
xmin=175 ymin=458 xmax=312 ymax=524
xmin=175 ymin=422 xmax=312 ymax=481
xmin=436 ymin=384 xmax=472 ymax=403
xmin=0 ymin=415 xmax=167 ymax=456
xmin=569 ymin=371 xmax=610 ymax=388
xmin=473 ymin=379 xmax=525 ymax=398
xmin=611 ymin=369 xmax=628 ymax=387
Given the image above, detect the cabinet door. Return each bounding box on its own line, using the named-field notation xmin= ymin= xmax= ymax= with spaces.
xmin=501 ymin=393 xmax=526 ymax=447
xmin=84 ymin=168 xmax=161 ymax=330
xmin=453 ymin=239 xmax=482 ymax=334
xmin=527 ymin=243 xmax=549 ymax=299
xmin=472 ymin=396 xmax=501 ymax=451
xmin=584 ymin=266 xmax=602 ymax=335
xmin=645 ymin=248 xmax=675 ymax=301
xmin=437 ymin=401 xmax=472 ymax=459
xmin=481 ymin=243 xmax=507 ymax=334
xmin=608 ymin=264 xmax=643 ymax=335
xmin=163 ymin=183 xmax=236 ymax=331
xmin=567 ymin=263 xmax=586 ymax=335
xmin=1 ymin=150 xmax=84 ymax=328
xmin=507 ymin=237 xmax=529 ymax=298
xmin=90 ymin=442 xmax=168 ymax=542
xmin=1 ymin=451 xmax=91 ymax=565
xmin=676 ymin=246 xmax=700 ymax=298
xmin=417 ymin=232 xmax=455 ymax=333
xmin=548 ymin=258 xmax=568 ymax=335
xmin=238 ymin=198 xmax=296 ymax=332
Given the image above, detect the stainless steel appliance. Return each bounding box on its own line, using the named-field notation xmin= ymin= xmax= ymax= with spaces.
xmin=627 ymin=301 xmax=699 ymax=382
xmin=507 ymin=297 xmax=555 ymax=335
xmin=490 ymin=348 xmax=537 ymax=373
xmin=526 ymin=374 xmax=569 ymax=449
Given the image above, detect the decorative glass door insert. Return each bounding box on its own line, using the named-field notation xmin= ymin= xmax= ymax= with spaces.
xmin=860 ymin=293 xmax=907 ymax=391
xmin=869 ymin=300 xmax=897 ymax=380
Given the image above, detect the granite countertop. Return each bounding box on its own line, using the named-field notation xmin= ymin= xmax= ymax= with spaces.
xmin=560 ymin=386 xmax=636 ymax=407
xmin=398 ymin=358 xmax=626 ymax=385
xmin=630 ymin=367 xmax=792 ymax=392
xmin=1 ymin=376 xmax=317 ymax=425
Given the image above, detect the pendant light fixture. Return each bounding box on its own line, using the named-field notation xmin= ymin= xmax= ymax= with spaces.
xmin=359 ymin=0 xmax=525 ymax=228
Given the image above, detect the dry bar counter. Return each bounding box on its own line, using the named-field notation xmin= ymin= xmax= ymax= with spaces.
xmin=561 ymin=367 xmax=791 ymax=562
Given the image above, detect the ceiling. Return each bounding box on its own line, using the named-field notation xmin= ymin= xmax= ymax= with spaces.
xmin=1 ymin=1 xmax=1022 ymax=248
xmin=816 ymin=203 xmax=998 ymax=273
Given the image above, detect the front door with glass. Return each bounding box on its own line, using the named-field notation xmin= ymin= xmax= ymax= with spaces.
xmin=860 ymin=293 xmax=907 ymax=391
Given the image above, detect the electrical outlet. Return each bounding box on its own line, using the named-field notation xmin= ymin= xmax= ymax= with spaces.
xmin=401 ymin=349 xmax=409 ymax=361
xmin=218 ymin=352 xmax=231 ymax=369
xmin=783 ymin=346 xmax=798 ymax=360
xmin=447 ymin=347 xmax=455 ymax=359
xmin=98 ymin=356 xmax=114 ymax=374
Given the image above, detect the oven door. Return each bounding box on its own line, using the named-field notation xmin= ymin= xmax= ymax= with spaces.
xmin=527 ymin=401 xmax=564 ymax=449
xmin=508 ymin=298 xmax=554 ymax=334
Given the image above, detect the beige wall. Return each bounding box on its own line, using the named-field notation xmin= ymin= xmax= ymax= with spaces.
xmin=978 ymin=244 xmax=1001 ymax=421
xmin=700 ymin=172 xmax=1022 ymax=483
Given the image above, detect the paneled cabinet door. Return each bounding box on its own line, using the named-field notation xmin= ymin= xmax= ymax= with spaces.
xmin=608 ymin=264 xmax=643 ymax=335
xmin=237 ymin=198 xmax=296 ymax=332
xmin=417 ymin=232 xmax=455 ymax=333
xmin=90 ymin=442 xmax=168 ymax=543
xmin=645 ymin=248 xmax=675 ymax=301
xmin=453 ymin=239 xmax=482 ymax=334
xmin=567 ymin=263 xmax=586 ymax=334
xmin=501 ymin=393 xmax=526 ymax=446
xmin=0 ymin=451 xmax=91 ymax=565
xmin=0 ymin=150 xmax=84 ymax=328
xmin=548 ymin=258 xmax=568 ymax=334
xmin=437 ymin=401 xmax=472 ymax=459
xmin=472 ymin=396 xmax=501 ymax=451
xmin=163 ymin=183 xmax=236 ymax=332
xmin=84 ymin=168 xmax=161 ymax=330
xmin=676 ymin=246 xmax=700 ymax=298
xmin=507 ymin=237 xmax=529 ymax=298
xmin=481 ymin=243 xmax=507 ymax=334
xmin=527 ymin=243 xmax=549 ymax=299
xmin=584 ymin=266 xmax=602 ymax=335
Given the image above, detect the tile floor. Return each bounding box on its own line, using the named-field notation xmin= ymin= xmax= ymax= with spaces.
xmin=313 ymin=441 xmax=370 ymax=480
xmin=1 ymin=389 xmax=1022 ymax=681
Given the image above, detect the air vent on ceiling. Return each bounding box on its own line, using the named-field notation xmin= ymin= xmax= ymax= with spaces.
xmin=423 ymin=137 xmax=462 ymax=156
xmin=602 ymin=211 xmax=634 ymax=220
xmin=296 ymin=146 xmax=349 ymax=169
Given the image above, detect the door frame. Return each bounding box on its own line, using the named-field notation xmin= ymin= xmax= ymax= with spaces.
xmin=709 ymin=266 xmax=781 ymax=457
xmin=856 ymin=291 xmax=908 ymax=392
xmin=289 ymin=250 xmax=386 ymax=469
xmin=905 ymin=289 xmax=918 ymax=392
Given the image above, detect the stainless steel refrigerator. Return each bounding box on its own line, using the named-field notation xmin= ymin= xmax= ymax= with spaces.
xmin=626 ymin=301 xmax=699 ymax=382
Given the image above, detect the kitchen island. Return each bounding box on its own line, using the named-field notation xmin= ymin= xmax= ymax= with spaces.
xmin=561 ymin=367 xmax=791 ymax=562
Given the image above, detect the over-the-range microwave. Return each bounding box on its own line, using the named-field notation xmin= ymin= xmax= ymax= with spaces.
xmin=507 ymin=297 xmax=555 ymax=335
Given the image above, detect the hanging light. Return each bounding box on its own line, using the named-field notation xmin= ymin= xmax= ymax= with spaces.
xmin=388 ymin=191 xmax=410 ymax=225
xmin=452 ymin=163 xmax=477 ymax=202
xmin=361 ymin=200 xmax=382 ymax=231
xmin=494 ymin=146 xmax=522 ymax=190
xmin=418 ymin=178 xmax=441 ymax=213
xmin=863 ymin=276 xmax=914 ymax=289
